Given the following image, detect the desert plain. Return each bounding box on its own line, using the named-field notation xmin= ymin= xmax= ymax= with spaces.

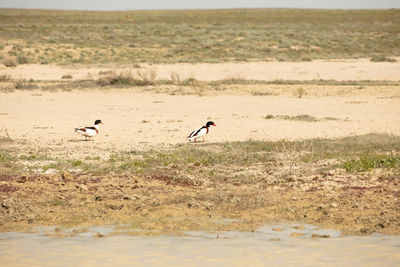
xmin=0 ymin=9 xmax=399 ymax=237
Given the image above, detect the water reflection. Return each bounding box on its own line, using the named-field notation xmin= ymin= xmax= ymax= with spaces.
xmin=0 ymin=224 xmax=399 ymax=266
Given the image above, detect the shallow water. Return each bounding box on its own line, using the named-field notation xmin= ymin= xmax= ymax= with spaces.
xmin=0 ymin=224 xmax=399 ymax=267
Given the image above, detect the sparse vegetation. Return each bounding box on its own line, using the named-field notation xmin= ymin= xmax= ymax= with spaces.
xmin=2 ymin=134 xmax=399 ymax=178
xmin=61 ymin=74 xmax=73 ymax=79
xmin=265 ymin=114 xmax=317 ymax=122
xmin=252 ymin=91 xmax=273 ymax=96
xmin=294 ymin=87 xmax=306 ymax=98
xmin=169 ymin=71 xmax=183 ymax=84
xmin=0 ymin=74 xmax=11 ymax=82
xmin=370 ymin=55 xmax=397 ymax=62
xmin=1 ymin=134 xmax=399 ymax=234
xmin=98 ymin=68 xmax=157 ymax=86
xmin=343 ymin=155 xmax=400 ymax=172
xmin=17 ymin=54 xmax=29 ymax=64
xmin=264 ymin=114 xmax=341 ymax=122
xmin=0 ymin=9 xmax=398 ymax=64
xmin=14 ymin=79 xmax=38 ymax=90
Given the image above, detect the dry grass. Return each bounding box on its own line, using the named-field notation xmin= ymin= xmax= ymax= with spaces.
xmin=13 ymin=79 xmax=38 ymax=90
xmin=61 ymin=74 xmax=73 ymax=79
xmin=0 ymin=74 xmax=11 ymax=82
xmin=370 ymin=55 xmax=397 ymax=62
xmin=98 ymin=68 xmax=157 ymax=86
xmin=3 ymin=134 xmax=399 ymax=178
xmin=3 ymin=56 xmax=17 ymax=67
xmin=0 ymin=9 xmax=399 ymax=64
xmin=135 ymin=68 xmax=157 ymax=85
xmin=294 ymin=87 xmax=306 ymax=98
xmin=1 ymin=134 xmax=399 ymax=234
xmin=169 ymin=71 xmax=183 ymax=84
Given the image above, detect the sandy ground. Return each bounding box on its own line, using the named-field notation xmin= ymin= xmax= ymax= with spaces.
xmin=0 ymin=62 xmax=400 ymax=235
xmin=1 ymin=59 xmax=400 ymax=81
xmin=0 ymin=88 xmax=400 ymax=155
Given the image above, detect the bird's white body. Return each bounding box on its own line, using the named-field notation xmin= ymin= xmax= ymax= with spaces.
xmin=75 ymin=126 xmax=98 ymax=138
xmin=187 ymin=126 xmax=209 ymax=142
xmin=74 ymin=120 xmax=103 ymax=141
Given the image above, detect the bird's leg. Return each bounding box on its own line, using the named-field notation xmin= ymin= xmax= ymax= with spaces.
xmin=202 ymin=137 xmax=205 ymax=142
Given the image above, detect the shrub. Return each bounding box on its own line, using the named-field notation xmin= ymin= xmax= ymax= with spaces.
xmin=3 ymin=57 xmax=17 ymax=67
xmin=0 ymin=74 xmax=11 ymax=82
xmin=14 ymin=79 xmax=28 ymax=89
xmin=135 ymin=68 xmax=157 ymax=85
xmin=61 ymin=75 xmax=73 ymax=79
xmin=98 ymin=69 xmax=134 ymax=86
xmin=343 ymin=155 xmax=400 ymax=172
xmin=370 ymin=55 xmax=397 ymax=62
xmin=265 ymin=114 xmax=274 ymax=119
xmin=294 ymin=87 xmax=306 ymax=98
xmin=169 ymin=71 xmax=182 ymax=84
xmin=17 ymin=55 xmax=29 ymax=64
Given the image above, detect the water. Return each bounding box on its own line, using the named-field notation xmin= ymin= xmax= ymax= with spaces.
xmin=0 ymin=224 xmax=399 ymax=266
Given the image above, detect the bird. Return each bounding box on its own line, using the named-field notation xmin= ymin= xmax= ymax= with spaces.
xmin=187 ymin=121 xmax=216 ymax=142
xmin=74 ymin=119 xmax=103 ymax=141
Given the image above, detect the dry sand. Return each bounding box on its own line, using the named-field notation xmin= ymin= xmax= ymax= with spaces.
xmin=1 ymin=58 xmax=400 ymax=81
xmin=0 ymin=88 xmax=399 ymax=154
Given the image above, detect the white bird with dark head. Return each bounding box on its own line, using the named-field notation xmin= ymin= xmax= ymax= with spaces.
xmin=187 ymin=121 xmax=216 ymax=142
xmin=74 ymin=119 xmax=103 ymax=141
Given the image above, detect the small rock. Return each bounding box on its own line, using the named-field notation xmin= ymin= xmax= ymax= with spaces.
xmin=205 ymin=202 xmax=215 ymax=211
xmin=106 ymin=204 xmax=123 ymax=210
xmin=77 ymin=184 xmax=88 ymax=192
xmin=331 ymin=203 xmax=338 ymax=208
xmin=44 ymin=169 xmax=54 ymax=174
xmin=360 ymin=228 xmax=371 ymax=234
xmin=17 ymin=176 xmax=27 ymax=183
xmin=95 ymin=196 xmax=103 ymax=201
xmin=26 ymin=214 xmax=35 ymax=224
xmin=187 ymin=201 xmax=199 ymax=208
xmin=61 ymin=172 xmax=72 ymax=181
xmin=123 ymin=195 xmax=131 ymax=200
xmin=152 ymin=199 xmax=161 ymax=206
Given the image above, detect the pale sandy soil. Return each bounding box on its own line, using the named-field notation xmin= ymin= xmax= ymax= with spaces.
xmin=1 ymin=61 xmax=400 ymax=235
xmin=1 ymin=59 xmax=400 ymax=81
xmin=0 ymin=86 xmax=399 ymax=156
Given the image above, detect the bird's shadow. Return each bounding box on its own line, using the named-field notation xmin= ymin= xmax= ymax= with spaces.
xmin=67 ymin=139 xmax=94 ymax=143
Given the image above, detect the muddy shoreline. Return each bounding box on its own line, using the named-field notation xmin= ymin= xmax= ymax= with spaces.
xmin=1 ymin=166 xmax=398 ymax=236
